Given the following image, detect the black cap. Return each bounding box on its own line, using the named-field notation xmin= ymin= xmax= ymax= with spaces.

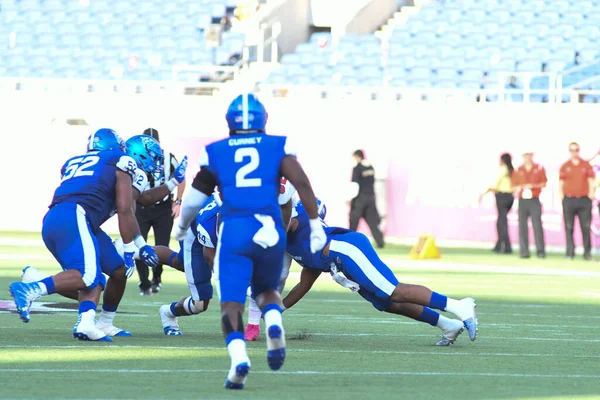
xmin=143 ymin=128 xmax=160 ymax=143
xmin=353 ymin=149 xmax=365 ymax=159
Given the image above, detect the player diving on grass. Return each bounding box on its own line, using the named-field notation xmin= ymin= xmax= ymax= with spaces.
xmin=173 ymin=93 xmax=326 ymax=389
xmin=281 ymin=200 xmax=479 ymax=346
xmin=150 ymin=179 xmax=296 ymax=336
xmin=19 ymin=131 xmax=188 ymax=339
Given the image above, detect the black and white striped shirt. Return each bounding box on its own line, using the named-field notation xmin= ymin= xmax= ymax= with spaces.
xmin=147 ymin=151 xmax=179 ymax=204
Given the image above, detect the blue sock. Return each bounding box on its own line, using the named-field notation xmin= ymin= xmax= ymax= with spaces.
xmin=418 ymin=307 xmax=440 ymax=327
xmin=429 ymin=292 xmax=448 ymax=310
xmin=102 ymin=304 xmax=118 ymax=312
xmin=226 ymin=331 xmax=244 ymax=346
xmin=170 ymin=302 xmax=181 ymax=317
xmin=263 ymin=303 xmax=282 ymax=314
xmin=40 ymin=277 xmax=55 ymax=295
xmin=79 ymin=300 xmax=96 ymax=314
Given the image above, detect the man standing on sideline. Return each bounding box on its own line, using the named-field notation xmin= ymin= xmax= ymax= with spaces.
xmin=348 ymin=149 xmax=385 ymax=248
xmin=513 ymin=150 xmax=547 ymax=259
xmin=135 ymin=128 xmax=186 ymax=294
xmin=559 ymin=142 xmax=595 ymax=260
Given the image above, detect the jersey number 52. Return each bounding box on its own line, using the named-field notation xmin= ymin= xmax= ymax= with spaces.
xmin=235 ymin=147 xmax=261 ymax=188
xmin=62 ymin=156 xmax=100 ymax=182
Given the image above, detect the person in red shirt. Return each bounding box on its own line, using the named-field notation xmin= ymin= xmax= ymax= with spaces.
xmin=513 ymin=150 xmax=547 ymax=258
xmin=559 ymin=142 xmax=595 ymax=260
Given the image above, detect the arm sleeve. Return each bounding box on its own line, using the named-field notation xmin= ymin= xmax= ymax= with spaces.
xmin=559 ymin=164 xmax=566 ymax=180
xmin=178 ymin=188 xmax=209 ymax=230
xmin=192 ymin=167 xmax=217 ymax=196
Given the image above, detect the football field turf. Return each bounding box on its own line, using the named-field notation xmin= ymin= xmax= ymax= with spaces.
xmin=1 ymin=231 xmax=599 ymax=400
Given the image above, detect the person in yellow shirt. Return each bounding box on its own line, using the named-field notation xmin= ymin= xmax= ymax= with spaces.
xmin=479 ymin=153 xmax=515 ymax=254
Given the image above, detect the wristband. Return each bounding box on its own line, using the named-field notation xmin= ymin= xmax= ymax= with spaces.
xmin=166 ymin=178 xmax=178 ymax=192
xmin=309 ymin=218 xmax=322 ymax=231
xmin=123 ymin=241 xmax=137 ymax=254
xmin=134 ymin=235 xmax=147 ymax=249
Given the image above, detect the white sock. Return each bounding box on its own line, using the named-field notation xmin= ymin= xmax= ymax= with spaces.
xmin=35 ymin=282 xmax=48 ymax=296
xmin=227 ymin=338 xmax=250 ymax=367
xmin=436 ymin=314 xmax=454 ymax=331
xmin=80 ymin=309 xmax=96 ymax=323
xmin=444 ymin=298 xmax=461 ymax=314
xmin=98 ymin=310 xmax=116 ymax=325
xmin=248 ymin=298 xmax=262 ymax=325
xmin=264 ymin=308 xmax=283 ymax=329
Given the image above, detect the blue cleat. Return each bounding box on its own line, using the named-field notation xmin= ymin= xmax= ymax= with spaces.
xmin=96 ymin=323 xmax=132 ymax=337
xmin=163 ymin=326 xmax=183 ymax=336
xmin=9 ymin=281 xmax=43 ymax=323
xmin=224 ymin=362 xmax=250 ymax=389
xmin=73 ymin=315 xmax=113 ymax=342
xmin=266 ymin=325 xmax=286 ymax=371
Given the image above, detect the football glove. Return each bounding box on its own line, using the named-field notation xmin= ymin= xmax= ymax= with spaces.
xmin=173 ymin=156 xmax=188 ymax=183
xmin=139 ymin=245 xmax=159 ymax=268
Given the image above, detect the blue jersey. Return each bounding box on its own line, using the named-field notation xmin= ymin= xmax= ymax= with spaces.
xmin=287 ymin=200 xmax=350 ymax=272
xmin=50 ymin=150 xmax=137 ymax=231
xmin=200 ymin=133 xmax=293 ymax=222
xmin=196 ymin=195 xmax=220 ymax=248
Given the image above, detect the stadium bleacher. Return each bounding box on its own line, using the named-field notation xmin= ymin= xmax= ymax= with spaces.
xmin=262 ymin=0 xmax=600 ymax=101
xmin=0 ymin=0 xmax=247 ymax=81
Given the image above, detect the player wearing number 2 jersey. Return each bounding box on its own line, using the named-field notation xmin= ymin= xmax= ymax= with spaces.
xmin=9 ymin=129 xmax=158 ymax=342
xmin=174 ymin=94 xmax=327 ymax=390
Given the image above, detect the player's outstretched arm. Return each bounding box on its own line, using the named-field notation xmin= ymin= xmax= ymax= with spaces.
xmin=175 ymin=167 xmax=216 ymax=240
xmin=282 ymin=267 xmax=322 ymax=310
xmin=280 ymin=155 xmax=319 ymax=220
xmin=115 ymin=170 xmax=141 ymax=243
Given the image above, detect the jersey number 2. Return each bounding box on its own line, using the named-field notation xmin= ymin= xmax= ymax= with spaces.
xmin=62 ymin=156 xmax=100 ymax=181
xmin=235 ymin=148 xmax=261 ymax=187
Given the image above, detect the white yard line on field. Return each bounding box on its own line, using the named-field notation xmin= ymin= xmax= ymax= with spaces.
xmin=3 ymin=344 xmax=600 ymax=359
xmin=0 ymin=367 xmax=597 ymax=379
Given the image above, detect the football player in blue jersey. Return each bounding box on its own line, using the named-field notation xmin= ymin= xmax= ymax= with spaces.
xmin=16 ymin=131 xmax=187 ymax=340
xmin=281 ymin=200 xmax=479 ymax=346
xmin=173 ymin=94 xmax=327 ymax=389
xmin=9 ymin=129 xmax=161 ymax=342
xmin=155 ymin=195 xmax=219 ymax=335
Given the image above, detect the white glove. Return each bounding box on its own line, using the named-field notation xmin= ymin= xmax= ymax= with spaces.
xmin=174 ymin=224 xmax=188 ymax=241
xmin=309 ymin=218 xmax=327 ymax=253
xmin=330 ymin=264 xmax=360 ymax=293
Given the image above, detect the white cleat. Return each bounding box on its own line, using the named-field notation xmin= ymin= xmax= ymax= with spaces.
xmin=21 ymin=266 xmax=49 ymax=284
xmin=224 ymin=362 xmax=250 ymax=389
xmin=159 ymin=304 xmax=182 ymax=336
xmin=96 ymin=322 xmax=132 ymax=337
xmin=73 ymin=316 xmax=112 ymax=342
xmin=436 ymin=319 xmax=464 ymax=346
xmin=266 ymin=324 xmax=286 ymax=371
xmin=454 ymin=298 xmax=478 ymax=341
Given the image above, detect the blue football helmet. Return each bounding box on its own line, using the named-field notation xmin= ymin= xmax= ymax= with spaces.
xmin=225 ymin=94 xmax=268 ymax=133
xmin=125 ymin=135 xmax=163 ymax=174
xmin=87 ymin=128 xmax=126 ymax=152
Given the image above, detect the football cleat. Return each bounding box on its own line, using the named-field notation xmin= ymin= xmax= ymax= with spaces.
xmin=224 ymin=362 xmax=250 ymax=390
xmin=266 ymin=324 xmax=286 ymax=371
xmin=9 ymin=281 xmax=44 ymax=323
xmin=96 ymin=322 xmax=132 ymax=337
xmin=73 ymin=315 xmax=112 ymax=342
xmin=159 ymin=304 xmax=182 ymax=336
xmin=244 ymin=323 xmax=260 ymax=341
xmin=21 ymin=266 xmax=49 ymax=284
xmin=436 ymin=319 xmax=464 ymax=346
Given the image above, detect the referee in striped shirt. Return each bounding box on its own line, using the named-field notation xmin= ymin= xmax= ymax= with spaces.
xmin=135 ymin=128 xmax=186 ymax=295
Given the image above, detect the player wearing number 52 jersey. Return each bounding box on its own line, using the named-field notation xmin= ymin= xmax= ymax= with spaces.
xmin=174 ymin=94 xmax=326 ymax=390
xmin=9 ymin=129 xmax=157 ymax=342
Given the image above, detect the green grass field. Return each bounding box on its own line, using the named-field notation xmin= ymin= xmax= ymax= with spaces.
xmin=1 ymin=232 xmax=599 ymax=400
